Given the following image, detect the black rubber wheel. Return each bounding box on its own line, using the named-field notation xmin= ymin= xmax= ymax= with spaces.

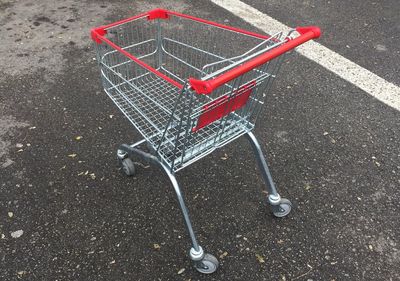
xmin=121 ymin=158 xmax=135 ymax=176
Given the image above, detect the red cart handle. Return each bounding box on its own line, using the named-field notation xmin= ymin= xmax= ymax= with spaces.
xmin=189 ymin=26 xmax=321 ymax=95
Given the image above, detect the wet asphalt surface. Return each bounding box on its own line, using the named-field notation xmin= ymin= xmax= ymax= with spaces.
xmin=0 ymin=0 xmax=399 ymax=280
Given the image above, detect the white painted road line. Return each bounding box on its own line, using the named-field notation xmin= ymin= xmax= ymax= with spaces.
xmin=211 ymin=0 xmax=400 ymax=111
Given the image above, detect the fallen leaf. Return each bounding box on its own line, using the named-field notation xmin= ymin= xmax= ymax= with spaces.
xmin=109 ymin=260 xmax=116 ymax=264
xmin=219 ymin=251 xmax=228 ymax=259
xmin=221 ymin=153 xmax=228 ymax=160
xmin=68 ymin=153 xmax=77 ymax=158
xmin=368 ymin=245 xmax=373 ymax=251
xmin=16 ymin=143 xmax=24 ymax=148
xmin=84 ymin=170 xmax=89 ymax=175
xmin=277 ymin=239 xmax=284 ymax=244
xmin=177 ymin=268 xmax=185 ymax=275
xmin=153 ymin=243 xmax=161 ymax=250
xmin=109 ymin=115 xmax=114 ymax=119
xmin=75 ymin=136 xmax=83 ymax=140
xmin=255 ymin=254 xmax=265 ymax=263
xmin=89 ymin=173 xmax=96 ymax=180
xmin=29 ymin=126 xmax=36 ymax=130
xmin=1 ymin=233 xmax=5 ymax=239
xmin=8 ymin=212 xmax=13 ymax=218
xmin=323 ymin=132 xmax=329 ymax=136
xmin=17 ymin=271 xmax=27 ymax=276
xmin=305 ymin=183 xmax=312 ymax=191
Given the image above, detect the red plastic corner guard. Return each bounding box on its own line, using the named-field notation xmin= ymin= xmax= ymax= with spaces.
xmin=296 ymin=26 xmax=321 ymax=38
xmin=147 ymin=8 xmax=169 ymax=20
xmin=189 ymin=78 xmax=213 ymax=95
xmin=91 ymin=27 xmax=107 ymax=44
xmin=189 ymin=26 xmax=321 ymax=95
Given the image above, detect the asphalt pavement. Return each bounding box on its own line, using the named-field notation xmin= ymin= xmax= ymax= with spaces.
xmin=0 ymin=0 xmax=399 ymax=280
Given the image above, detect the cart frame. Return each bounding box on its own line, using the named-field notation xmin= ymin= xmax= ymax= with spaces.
xmin=91 ymin=8 xmax=321 ymax=274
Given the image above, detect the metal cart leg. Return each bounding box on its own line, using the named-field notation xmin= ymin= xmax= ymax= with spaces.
xmin=117 ymin=142 xmax=219 ymax=274
xmin=158 ymin=164 xmax=219 ymax=274
xmin=245 ymin=132 xmax=292 ymax=217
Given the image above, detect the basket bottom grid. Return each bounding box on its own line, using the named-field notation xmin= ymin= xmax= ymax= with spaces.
xmin=102 ymin=70 xmax=253 ymax=171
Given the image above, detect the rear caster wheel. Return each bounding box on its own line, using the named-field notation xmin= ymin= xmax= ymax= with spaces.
xmin=194 ymin=254 xmax=219 ymax=274
xmin=272 ymin=198 xmax=292 ymax=218
xmin=120 ymin=158 xmax=135 ymax=176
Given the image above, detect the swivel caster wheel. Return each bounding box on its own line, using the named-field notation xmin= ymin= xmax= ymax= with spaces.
xmin=194 ymin=254 xmax=219 ymax=274
xmin=272 ymin=198 xmax=292 ymax=218
xmin=120 ymin=158 xmax=135 ymax=176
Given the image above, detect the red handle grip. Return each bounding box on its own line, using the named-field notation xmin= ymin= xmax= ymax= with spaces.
xmin=189 ymin=26 xmax=321 ymax=95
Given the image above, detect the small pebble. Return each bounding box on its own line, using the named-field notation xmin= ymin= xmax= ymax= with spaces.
xmin=11 ymin=230 xmax=24 ymax=238
xmin=177 ymin=268 xmax=185 ymax=274
xmin=375 ymin=44 xmax=387 ymax=52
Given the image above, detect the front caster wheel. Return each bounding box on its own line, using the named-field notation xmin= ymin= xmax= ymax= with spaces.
xmin=120 ymin=158 xmax=135 ymax=176
xmin=272 ymin=198 xmax=292 ymax=218
xmin=194 ymin=254 xmax=219 ymax=274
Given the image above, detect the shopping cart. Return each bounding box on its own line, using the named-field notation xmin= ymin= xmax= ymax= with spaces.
xmin=91 ymin=8 xmax=320 ymax=274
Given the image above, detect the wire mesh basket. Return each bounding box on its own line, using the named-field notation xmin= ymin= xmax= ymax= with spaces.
xmin=92 ymin=9 xmax=321 ymax=172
